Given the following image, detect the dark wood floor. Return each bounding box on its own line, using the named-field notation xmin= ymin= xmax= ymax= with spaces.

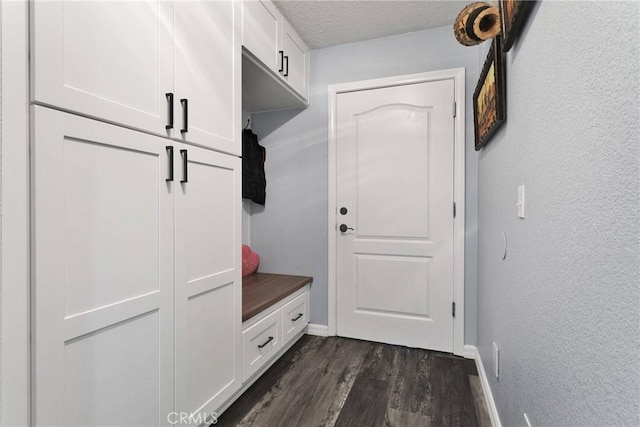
xmin=216 ymin=336 xmax=491 ymax=427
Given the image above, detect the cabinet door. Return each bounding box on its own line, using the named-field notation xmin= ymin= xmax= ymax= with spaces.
xmin=31 ymin=1 xmax=174 ymax=136
xmin=174 ymin=0 xmax=241 ymax=155
xmin=175 ymin=145 xmax=242 ymax=421
xmin=242 ymin=0 xmax=283 ymax=74
xmin=32 ymin=107 xmax=175 ymax=426
xmin=282 ymin=20 xmax=310 ymax=100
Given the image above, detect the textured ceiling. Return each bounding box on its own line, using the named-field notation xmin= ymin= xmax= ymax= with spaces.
xmin=273 ymin=0 xmax=467 ymax=49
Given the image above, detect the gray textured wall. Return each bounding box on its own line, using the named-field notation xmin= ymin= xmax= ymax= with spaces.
xmin=250 ymin=25 xmax=481 ymax=343
xmin=476 ymin=1 xmax=640 ymax=425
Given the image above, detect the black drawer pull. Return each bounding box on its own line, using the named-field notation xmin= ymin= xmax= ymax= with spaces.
xmin=166 ymin=146 xmax=174 ymax=182
xmin=180 ymin=98 xmax=188 ymax=134
xmin=180 ymin=149 xmax=188 ymax=183
xmin=165 ymin=93 xmax=174 ymax=130
xmin=258 ymin=336 xmax=274 ymax=349
xmin=278 ymin=50 xmax=284 ymax=73
xmin=291 ymin=313 xmax=303 ymax=322
xmin=284 ymin=55 xmax=289 ymax=77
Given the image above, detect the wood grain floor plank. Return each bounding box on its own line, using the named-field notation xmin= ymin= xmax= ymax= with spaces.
xmin=217 ymin=336 xmax=486 ymax=427
xmin=430 ymin=354 xmax=479 ymax=427
xmin=469 ymin=375 xmax=492 ymax=427
xmin=334 ymin=376 xmax=388 ymax=427
xmin=386 ymin=408 xmax=431 ymax=427
xmin=387 ymin=346 xmax=433 ymax=417
xmin=333 ymin=341 xmax=397 ymax=427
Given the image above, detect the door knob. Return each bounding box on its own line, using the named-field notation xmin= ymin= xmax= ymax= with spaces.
xmin=339 ymin=224 xmax=354 ymax=233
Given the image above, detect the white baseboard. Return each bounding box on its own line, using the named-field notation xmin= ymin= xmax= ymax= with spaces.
xmin=463 ymin=344 xmax=477 ymax=360
xmin=306 ymin=323 xmax=329 ymax=337
xmin=465 ymin=345 xmax=501 ymax=427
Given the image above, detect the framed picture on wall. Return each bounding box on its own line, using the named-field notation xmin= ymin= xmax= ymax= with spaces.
xmin=473 ymin=36 xmax=506 ymax=151
xmin=500 ymin=0 xmax=534 ymax=51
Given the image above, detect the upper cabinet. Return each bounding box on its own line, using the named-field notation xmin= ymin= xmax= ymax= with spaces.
xmin=241 ymin=0 xmax=310 ymax=113
xmin=31 ymin=0 xmax=241 ymax=156
xmin=173 ymin=0 xmax=241 ymax=156
xmin=242 ymin=0 xmax=282 ymax=75
xmin=282 ymin=19 xmax=309 ymax=100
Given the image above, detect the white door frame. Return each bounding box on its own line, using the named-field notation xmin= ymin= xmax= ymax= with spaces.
xmin=327 ymin=68 xmax=466 ymax=356
xmin=1 ymin=0 xmax=31 ymax=425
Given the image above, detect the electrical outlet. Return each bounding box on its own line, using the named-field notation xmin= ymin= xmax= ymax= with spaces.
xmin=524 ymin=413 xmax=532 ymax=427
xmin=492 ymin=342 xmax=500 ymax=379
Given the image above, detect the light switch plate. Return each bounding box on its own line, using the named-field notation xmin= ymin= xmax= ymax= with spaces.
xmin=517 ymin=185 xmax=525 ymax=218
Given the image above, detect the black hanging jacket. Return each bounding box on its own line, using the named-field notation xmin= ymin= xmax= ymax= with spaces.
xmin=242 ymin=129 xmax=266 ymax=205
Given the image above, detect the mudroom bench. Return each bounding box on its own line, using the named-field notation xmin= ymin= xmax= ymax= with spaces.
xmin=241 ymin=273 xmax=312 ymax=380
xmin=218 ymin=273 xmax=312 ymax=416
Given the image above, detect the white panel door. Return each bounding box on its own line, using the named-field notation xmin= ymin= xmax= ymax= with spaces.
xmin=31 ymin=0 xmax=174 ymax=135
xmin=175 ymin=144 xmax=242 ymax=422
xmin=282 ymin=20 xmax=309 ymax=99
xmin=174 ymin=0 xmax=241 ymax=155
xmin=32 ymin=107 xmax=175 ymax=426
xmin=336 ymin=80 xmax=455 ymax=352
xmin=242 ymin=0 xmax=283 ymax=74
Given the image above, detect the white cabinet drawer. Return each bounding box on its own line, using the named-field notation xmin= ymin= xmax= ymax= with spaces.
xmin=282 ymin=292 xmax=309 ymax=343
xmin=242 ymin=308 xmax=282 ymax=381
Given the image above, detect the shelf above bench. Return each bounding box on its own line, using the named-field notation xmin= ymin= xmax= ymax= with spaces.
xmin=242 ymin=273 xmax=313 ymax=322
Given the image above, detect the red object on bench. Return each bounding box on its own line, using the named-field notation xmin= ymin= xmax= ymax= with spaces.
xmin=242 ymin=244 xmax=260 ymax=277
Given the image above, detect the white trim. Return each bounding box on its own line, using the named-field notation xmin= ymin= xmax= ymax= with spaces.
xmin=305 ymin=323 xmax=329 ymax=337
xmin=1 ymin=1 xmax=31 ymax=426
xmin=327 ymin=86 xmax=338 ymax=337
xmin=327 ymin=68 xmax=466 ymax=355
xmin=466 ymin=345 xmax=502 ymax=427
xmin=463 ymin=344 xmax=478 ymax=360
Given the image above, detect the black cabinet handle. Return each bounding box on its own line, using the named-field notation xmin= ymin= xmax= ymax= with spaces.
xmin=180 ymin=149 xmax=188 ymax=183
xmin=165 ymin=93 xmax=174 ymax=130
xmin=166 ymin=146 xmax=174 ymax=182
xmin=292 ymin=313 xmax=303 ymax=322
xmin=180 ymin=98 xmax=188 ymax=134
xmin=258 ymin=336 xmax=274 ymax=349
xmin=284 ymin=56 xmax=289 ymax=77
xmin=278 ymin=50 xmax=284 ymax=73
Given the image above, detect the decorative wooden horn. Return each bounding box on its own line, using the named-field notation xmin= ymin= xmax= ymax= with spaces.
xmin=454 ymin=2 xmax=501 ymax=46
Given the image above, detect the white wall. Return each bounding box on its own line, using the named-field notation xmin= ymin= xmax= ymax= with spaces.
xmin=476 ymin=2 xmax=639 ymax=425
xmin=249 ymin=25 xmax=481 ymax=343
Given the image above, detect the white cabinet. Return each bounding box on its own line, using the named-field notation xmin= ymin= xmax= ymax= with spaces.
xmin=174 ymin=144 xmax=242 ymax=420
xmin=31 ymin=0 xmax=241 ymax=155
xmin=31 ymin=0 xmax=174 ymax=136
xmin=32 ymin=107 xmax=242 ymax=426
xmin=282 ymin=19 xmax=310 ymax=100
xmin=174 ymin=0 xmax=241 ymax=155
xmin=282 ymin=292 xmax=310 ymax=342
xmin=240 ymin=286 xmax=310 ymax=383
xmin=242 ymin=309 xmax=282 ymax=381
xmin=241 ymin=0 xmax=310 ymax=111
xmin=242 ymin=0 xmax=282 ymax=74
xmin=32 ymin=106 xmax=175 ymax=426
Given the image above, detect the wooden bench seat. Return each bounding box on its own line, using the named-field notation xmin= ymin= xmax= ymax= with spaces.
xmin=242 ymin=273 xmax=313 ymax=322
